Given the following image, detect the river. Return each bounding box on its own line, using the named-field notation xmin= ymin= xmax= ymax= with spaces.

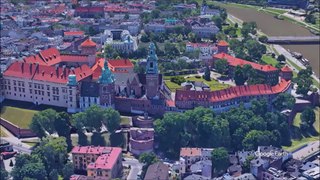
xmin=221 ymin=4 xmax=320 ymax=77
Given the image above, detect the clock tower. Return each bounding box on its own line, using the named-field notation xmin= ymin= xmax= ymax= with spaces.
xmin=145 ymin=43 xmax=159 ymax=99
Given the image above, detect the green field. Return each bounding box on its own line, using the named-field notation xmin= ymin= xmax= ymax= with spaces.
xmin=283 ymin=107 xmax=320 ymax=152
xmin=1 ymin=106 xmax=38 ymax=128
xmin=0 ymin=128 xmax=7 ymax=137
xmin=120 ymin=117 xmax=131 ymax=125
xmin=261 ymin=55 xmax=279 ymax=66
xmin=185 ymin=76 xmax=230 ymax=91
xmin=165 ymin=80 xmax=182 ymax=92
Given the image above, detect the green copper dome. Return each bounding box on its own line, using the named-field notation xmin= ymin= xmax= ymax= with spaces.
xmin=68 ymin=74 xmax=77 ymax=86
xmin=99 ymin=60 xmax=115 ymax=84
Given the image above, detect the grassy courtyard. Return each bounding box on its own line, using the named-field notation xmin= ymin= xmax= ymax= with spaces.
xmin=283 ymin=107 xmax=320 ymax=152
xmin=165 ymin=75 xmax=230 ymax=92
xmin=261 ymin=55 xmax=279 ymax=66
xmin=1 ymin=106 xmax=38 ymax=129
xmin=185 ymin=76 xmax=230 ymax=91
xmin=120 ymin=117 xmax=131 ymax=126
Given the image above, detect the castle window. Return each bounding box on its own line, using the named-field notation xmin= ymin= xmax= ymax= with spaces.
xmin=150 ymin=62 xmax=153 ymax=68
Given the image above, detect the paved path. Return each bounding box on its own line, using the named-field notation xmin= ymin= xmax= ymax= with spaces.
xmin=293 ymin=141 xmax=320 ymax=161
xmin=123 ymin=157 xmax=143 ymax=180
xmin=1 ymin=125 xmax=33 ymax=154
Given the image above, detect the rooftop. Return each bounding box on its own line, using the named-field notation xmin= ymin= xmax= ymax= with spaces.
xmin=80 ymin=39 xmax=97 ymax=47
xmin=213 ymin=53 xmax=278 ymax=72
xmin=144 ymin=162 xmax=169 ymax=180
xmin=180 ymin=147 xmax=202 ymax=157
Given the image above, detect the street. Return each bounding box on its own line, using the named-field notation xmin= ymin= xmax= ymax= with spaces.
xmin=123 ymin=157 xmax=143 ymax=180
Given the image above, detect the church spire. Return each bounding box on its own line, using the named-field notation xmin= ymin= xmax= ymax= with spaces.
xmin=146 ymin=42 xmax=158 ymax=74
xmin=99 ymin=60 xmax=114 ymax=84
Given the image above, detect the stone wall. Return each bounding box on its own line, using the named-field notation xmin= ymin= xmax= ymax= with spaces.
xmin=0 ymin=118 xmax=36 ymax=138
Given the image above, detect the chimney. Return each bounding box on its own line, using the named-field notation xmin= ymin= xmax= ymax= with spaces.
xmin=29 ymin=63 xmax=32 ymax=74
xmin=63 ymin=65 xmax=66 ymax=77
xmin=36 ymin=63 xmax=39 ymax=74
xmin=55 ymin=64 xmax=59 ymax=77
xmin=21 ymin=63 xmax=24 ymax=73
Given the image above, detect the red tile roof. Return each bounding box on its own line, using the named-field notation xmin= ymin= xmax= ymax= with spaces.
xmin=108 ymin=59 xmax=134 ymax=68
xmin=180 ymin=148 xmax=201 ymax=157
xmin=64 ymin=31 xmax=84 ymax=36
xmin=75 ymin=7 xmax=104 ymax=13
xmin=217 ymin=40 xmax=229 ymax=46
xmin=213 ymin=53 xmax=278 ymax=72
xmin=72 ymin=146 xmax=122 ymax=170
xmin=175 ymin=79 xmax=291 ymax=103
xmin=4 ymin=61 xmax=92 ymax=84
xmin=80 ymin=39 xmax=97 ymax=47
xmin=91 ymin=59 xmax=134 ymax=80
xmin=281 ymin=65 xmax=292 ymax=72
xmin=23 ymin=48 xmax=90 ymax=66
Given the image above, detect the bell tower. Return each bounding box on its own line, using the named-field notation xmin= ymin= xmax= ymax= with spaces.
xmin=67 ymin=74 xmax=78 ymax=113
xmin=145 ymin=43 xmax=159 ymax=99
xmin=99 ymin=60 xmax=115 ymax=108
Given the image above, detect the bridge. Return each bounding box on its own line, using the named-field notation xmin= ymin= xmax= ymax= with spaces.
xmin=267 ymin=36 xmax=320 ymax=44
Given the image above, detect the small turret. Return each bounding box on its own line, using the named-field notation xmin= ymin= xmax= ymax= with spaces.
xmin=99 ymin=60 xmax=115 ymax=84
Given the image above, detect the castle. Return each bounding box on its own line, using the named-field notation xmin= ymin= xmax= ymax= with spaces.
xmin=0 ymin=42 xmax=166 ymax=115
xmin=0 ymin=41 xmax=292 ymax=115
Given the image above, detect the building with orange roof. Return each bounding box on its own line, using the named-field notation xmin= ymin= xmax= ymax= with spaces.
xmin=180 ymin=148 xmax=214 ymax=174
xmin=71 ymin=146 xmax=122 ymax=179
xmin=280 ymin=65 xmax=293 ymax=81
xmin=217 ymin=40 xmax=229 ymax=53
xmin=80 ymin=39 xmax=97 ymax=55
xmin=213 ymin=53 xmax=279 ymax=85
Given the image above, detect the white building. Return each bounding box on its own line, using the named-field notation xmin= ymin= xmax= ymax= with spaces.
xmin=104 ymin=30 xmax=137 ymax=54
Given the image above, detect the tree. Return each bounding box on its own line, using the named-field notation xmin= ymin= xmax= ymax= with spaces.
xmin=211 ymin=148 xmax=229 ymax=176
xmin=104 ymin=45 xmax=119 ymax=59
xmin=164 ymin=43 xmax=180 ymax=58
xmin=214 ymin=59 xmax=229 ymax=75
xmin=234 ymin=23 xmax=238 ymax=28
xmin=301 ymin=107 xmax=316 ymax=128
xmin=32 ymin=137 xmax=68 ymax=175
xmin=204 ymin=66 xmax=211 ymax=81
xmin=234 ymin=65 xmax=246 ymax=85
xmin=62 ymin=162 xmax=74 ymax=180
xmin=0 ymin=168 xmax=8 ymax=180
xmin=295 ymin=67 xmax=313 ymax=96
xmin=244 ymin=39 xmax=266 ymax=60
xmin=151 ymin=9 xmax=160 ymax=19
xmin=188 ymin=32 xmax=196 ymax=43
xmin=102 ymin=108 xmax=121 ymax=133
xmin=212 ymin=16 xmax=223 ymax=29
xmin=242 ymin=155 xmax=254 ymax=173
xmin=49 ymin=169 xmax=58 ymax=180
xmin=139 ymin=152 xmax=159 ymax=179
xmin=277 ymin=54 xmax=286 ymax=62
xmin=30 ymin=109 xmax=58 ymax=138
xmin=83 ymin=105 xmax=104 ymax=132
xmin=242 ymin=130 xmax=280 ymax=150
xmin=258 ymin=35 xmax=268 ymax=43
xmin=140 ymin=33 xmax=150 ymax=43
xmin=11 ymin=154 xmax=47 ymax=180
xmin=272 ymin=93 xmax=295 ymax=111
xmin=305 ymin=14 xmax=316 ymax=24
xmin=171 ymin=76 xmax=185 ymax=85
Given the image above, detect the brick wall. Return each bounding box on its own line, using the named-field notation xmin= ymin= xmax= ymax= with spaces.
xmin=0 ymin=118 xmax=36 ymax=138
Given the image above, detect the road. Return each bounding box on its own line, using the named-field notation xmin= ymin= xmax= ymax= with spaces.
xmin=123 ymin=157 xmax=143 ymax=180
xmin=1 ymin=125 xmax=33 ymax=154
xmin=293 ymin=141 xmax=320 ymax=161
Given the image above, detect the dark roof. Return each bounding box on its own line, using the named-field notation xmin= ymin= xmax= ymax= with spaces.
xmin=80 ymin=81 xmax=99 ymax=97
xmin=137 ymin=74 xmax=163 ymax=86
xmin=151 ymin=99 xmax=165 ymax=105
xmin=144 ymin=162 xmax=169 ymax=180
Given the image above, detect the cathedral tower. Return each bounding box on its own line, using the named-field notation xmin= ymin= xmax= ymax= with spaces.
xmin=145 ymin=43 xmax=159 ymax=99
xmin=99 ymin=60 xmax=115 ymax=108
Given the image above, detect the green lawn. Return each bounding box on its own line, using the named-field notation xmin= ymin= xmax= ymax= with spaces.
xmin=120 ymin=117 xmax=131 ymax=126
xmin=0 ymin=128 xmax=7 ymax=137
xmin=186 ymin=76 xmax=230 ymax=91
xmin=283 ymin=107 xmax=320 ymax=152
xmin=0 ymin=106 xmax=38 ymax=128
xmin=165 ymin=80 xmax=182 ymax=92
xmin=261 ymin=55 xmax=279 ymax=66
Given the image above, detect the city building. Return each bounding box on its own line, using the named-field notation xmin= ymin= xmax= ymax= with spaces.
xmin=179 ymin=148 xmax=213 ymax=175
xmin=213 ymin=53 xmax=280 ymax=85
xmin=191 ymin=22 xmax=219 ymax=38
xmin=144 ymin=162 xmax=169 ymax=180
xmin=104 ymin=30 xmax=137 ymax=54
xmin=175 ymin=79 xmax=291 ymax=113
xmin=302 ymin=166 xmax=320 ymax=180
xmin=71 ymin=146 xmax=123 ymax=180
